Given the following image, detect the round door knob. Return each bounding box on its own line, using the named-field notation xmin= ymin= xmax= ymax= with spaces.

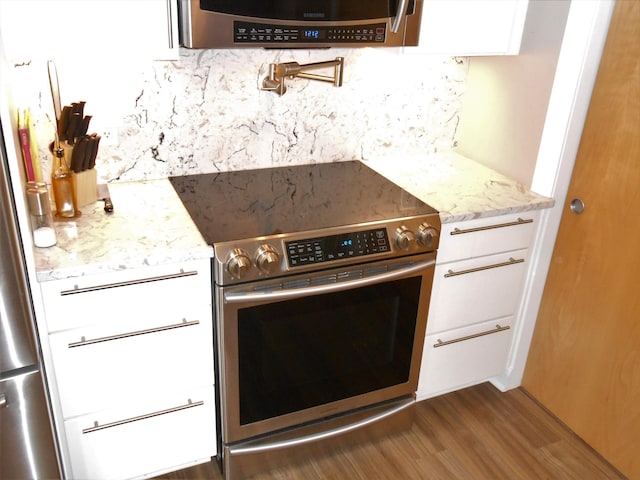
xmin=255 ymin=244 xmax=280 ymax=275
xmin=394 ymin=225 xmax=415 ymax=250
xmin=226 ymin=248 xmax=251 ymax=279
xmin=417 ymin=223 xmax=439 ymax=248
xmin=570 ymin=198 xmax=585 ymax=215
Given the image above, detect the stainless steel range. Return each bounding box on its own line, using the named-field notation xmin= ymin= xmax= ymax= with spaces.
xmin=170 ymin=161 xmax=440 ymax=480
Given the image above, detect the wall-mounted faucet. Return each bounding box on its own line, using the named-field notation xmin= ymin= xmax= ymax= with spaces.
xmin=261 ymin=57 xmax=344 ymax=96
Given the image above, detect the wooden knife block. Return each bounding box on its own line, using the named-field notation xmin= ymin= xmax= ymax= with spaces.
xmin=72 ymin=169 xmax=97 ymax=207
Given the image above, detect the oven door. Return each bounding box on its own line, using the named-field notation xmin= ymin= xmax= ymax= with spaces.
xmin=216 ymin=252 xmax=435 ymax=445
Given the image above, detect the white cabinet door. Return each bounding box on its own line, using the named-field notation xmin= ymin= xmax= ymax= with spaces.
xmin=411 ymin=0 xmax=529 ymax=55
xmin=40 ymin=260 xmax=210 ymax=332
xmin=64 ymin=385 xmax=216 ymax=480
xmin=427 ymin=249 xmax=528 ymax=334
xmin=49 ymin=311 xmax=214 ymax=418
xmin=0 ymin=0 xmax=178 ymax=61
xmin=418 ymin=317 xmax=514 ymax=399
xmin=437 ymin=213 xmax=538 ymax=264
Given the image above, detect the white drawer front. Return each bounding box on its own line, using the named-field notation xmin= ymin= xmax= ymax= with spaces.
xmin=438 ymin=212 xmax=538 ymax=263
xmin=40 ymin=260 xmax=211 ymax=332
xmin=50 ymin=311 xmax=214 ymax=418
xmin=65 ymin=386 xmax=216 ymax=480
xmin=418 ymin=317 xmax=513 ymax=399
xmin=427 ymin=249 xmax=528 ymax=334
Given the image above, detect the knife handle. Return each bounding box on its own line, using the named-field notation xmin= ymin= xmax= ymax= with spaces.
xmin=103 ymin=197 xmax=114 ymax=213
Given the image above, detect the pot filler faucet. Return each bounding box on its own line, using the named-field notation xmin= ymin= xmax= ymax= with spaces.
xmin=261 ymin=57 xmax=344 ymax=96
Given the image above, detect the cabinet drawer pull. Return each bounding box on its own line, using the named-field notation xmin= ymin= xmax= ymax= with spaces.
xmin=450 ymin=217 xmax=533 ymax=235
xmin=433 ymin=324 xmax=510 ymax=348
xmin=82 ymin=399 xmax=204 ymax=434
xmin=444 ymin=257 xmax=524 ymax=278
xmin=60 ymin=270 xmax=198 ymax=296
xmin=68 ymin=319 xmax=199 ymax=348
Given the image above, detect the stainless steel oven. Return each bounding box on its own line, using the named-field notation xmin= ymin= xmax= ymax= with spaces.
xmin=170 ymin=161 xmax=440 ymax=480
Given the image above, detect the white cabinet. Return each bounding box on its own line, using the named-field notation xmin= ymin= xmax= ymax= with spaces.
xmin=0 ymin=0 xmax=178 ymax=61
xmin=39 ymin=259 xmax=216 ymax=480
xmin=64 ymin=386 xmax=216 ymax=480
xmin=412 ymin=0 xmax=529 ymax=55
xmin=418 ymin=212 xmax=538 ymax=399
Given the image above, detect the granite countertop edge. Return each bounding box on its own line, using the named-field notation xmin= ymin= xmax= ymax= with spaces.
xmin=363 ymin=151 xmax=554 ymax=224
xmin=34 ymin=152 xmax=554 ymax=281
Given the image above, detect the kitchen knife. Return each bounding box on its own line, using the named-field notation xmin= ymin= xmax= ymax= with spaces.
xmin=97 ymin=183 xmax=113 ymax=213
xmin=87 ymin=134 xmax=100 ymax=170
xmin=58 ymin=105 xmax=71 ymax=142
xmin=70 ymin=137 xmax=87 ymax=172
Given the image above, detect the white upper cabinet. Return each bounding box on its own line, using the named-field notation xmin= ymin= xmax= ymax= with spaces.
xmin=0 ymin=0 xmax=178 ymax=61
xmin=411 ymin=0 xmax=529 ymax=55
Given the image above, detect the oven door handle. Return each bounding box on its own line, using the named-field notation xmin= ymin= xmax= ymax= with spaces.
xmin=224 ymin=258 xmax=435 ymax=304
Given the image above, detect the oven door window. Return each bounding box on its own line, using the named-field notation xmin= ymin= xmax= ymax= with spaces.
xmin=237 ymin=276 xmax=420 ymax=426
xmin=200 ymin=0 xmax=397 ymax=22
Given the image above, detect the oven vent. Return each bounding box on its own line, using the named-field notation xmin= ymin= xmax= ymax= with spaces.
xmin=309 ymin=274 xmax=334 ymax=286
xmin=363 ymin=265 xmax=388 ymax=277
xmin=337 ymin=270 xmax=364 ymax=282
xmin=388 ymin=262 xmax=413 ymax=271
xmin=283 ymin=278 xmax=311 ymax=290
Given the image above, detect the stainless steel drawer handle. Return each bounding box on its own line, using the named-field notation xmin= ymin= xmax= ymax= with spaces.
xmin=433 ymin=324 xmax=511 ymax=348
xmin=444 ymin=257 xmax=524 ymax=278
xmin=82 ymin=399 xmax=204 ymax=434
xmin=450 ymin=217 xmax=534 ymax=235
xmin=60 ymin=270 xmax=198 ymax=296
xmin=68 ymin=319 xmax=199 ymax=348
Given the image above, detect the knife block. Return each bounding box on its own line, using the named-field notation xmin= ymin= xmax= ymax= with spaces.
xmin=72 ymin=169 xmax=97 ymax=207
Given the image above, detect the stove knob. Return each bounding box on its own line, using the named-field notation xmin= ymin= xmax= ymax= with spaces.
xmin=226 ymin=248 xmax=251 ymax=279
xmin=394 ymin=225 xmax=415 ymax=251
xmin=256 ymin=244 xmax=280 ymax=275
xmin=417 ymin=223 xmax=440 ymax=248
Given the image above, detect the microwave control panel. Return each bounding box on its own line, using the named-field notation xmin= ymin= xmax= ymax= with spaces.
xmin=234 ymin=21 xmax=386 ymax=44
xmin=286 ymin=228 xmax=390 ymax=268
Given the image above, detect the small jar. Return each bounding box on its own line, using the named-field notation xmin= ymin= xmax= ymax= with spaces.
xmin=26 ymin=182 xmax=57 ymax=248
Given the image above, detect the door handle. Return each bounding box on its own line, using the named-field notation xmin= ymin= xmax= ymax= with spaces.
xmin=570 ymin=198 xmax=585 ymax=214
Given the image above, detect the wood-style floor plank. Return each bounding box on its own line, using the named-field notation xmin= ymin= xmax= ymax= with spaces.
xmin=155 ymin=383 xmax=625 ymax=480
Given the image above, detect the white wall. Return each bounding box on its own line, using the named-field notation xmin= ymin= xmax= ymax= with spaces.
xmin=455 ymin=0 xmax=571 ymax=187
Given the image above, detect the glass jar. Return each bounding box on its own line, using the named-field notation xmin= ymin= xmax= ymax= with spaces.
xmin=26 ymin=181 xmax=57 ymax=248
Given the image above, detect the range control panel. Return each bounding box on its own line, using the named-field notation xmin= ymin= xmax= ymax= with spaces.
xmin=286 ymin=228 xmax=390 ymax=267
xmin=234 ymin=21 xmax=386 ymax=44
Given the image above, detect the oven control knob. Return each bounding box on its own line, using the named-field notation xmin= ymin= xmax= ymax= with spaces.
xmin=227 ymin=248 xmax=252 ymax=279
xmin=394 ymin=225 xmax=415 ymax=250
xmin=417 ymin=223 xmax=439 ymax=248
xmin=256 ymin=244 xmax=280 ymax=275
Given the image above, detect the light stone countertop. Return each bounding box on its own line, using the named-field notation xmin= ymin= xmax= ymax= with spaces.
xmin=364 ymin=151 xmax=554 ymax=223
xmin=33 ymin=178 xmax=213 ymax=282
xmin=34 ymin=152 xmax=553 ymax=281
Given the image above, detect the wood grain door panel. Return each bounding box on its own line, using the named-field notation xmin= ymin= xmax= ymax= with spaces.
xmin=522 ymin=2 xmax=640 ymax=478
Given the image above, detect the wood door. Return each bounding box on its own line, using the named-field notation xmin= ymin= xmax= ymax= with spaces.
xmin=522 ymin=1 xmax=639 ymax=478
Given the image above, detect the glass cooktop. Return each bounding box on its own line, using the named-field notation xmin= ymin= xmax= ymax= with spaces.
xmin=169 ymin=161 xmax=437 ymax=245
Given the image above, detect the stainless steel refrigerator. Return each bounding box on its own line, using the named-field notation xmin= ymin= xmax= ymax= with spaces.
xmin=1 ymin=121 xmax=61 ymax=479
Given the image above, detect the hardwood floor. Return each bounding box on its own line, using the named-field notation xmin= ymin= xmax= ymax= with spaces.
xmin=155 ymin=383 xmax=625 ymax=480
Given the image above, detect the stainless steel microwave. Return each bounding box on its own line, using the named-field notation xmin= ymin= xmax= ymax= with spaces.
xmin=178 ymin=0 xmax=423 ymax=48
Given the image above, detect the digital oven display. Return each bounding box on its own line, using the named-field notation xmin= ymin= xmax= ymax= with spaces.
xmin=303 ymin=29 xmax=323 ymax=40
xmin=286 ymin=228 xmax=390 ymax=267
xmin=234 ymin=21 xmax=385 ymax=44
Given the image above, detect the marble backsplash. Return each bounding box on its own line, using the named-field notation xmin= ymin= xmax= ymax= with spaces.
xmin=16 ymin=48 xmax=468 ymax=183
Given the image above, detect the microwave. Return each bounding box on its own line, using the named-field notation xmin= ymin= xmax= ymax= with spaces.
xmin=178 ymin=0 xmax=423 ymax=48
